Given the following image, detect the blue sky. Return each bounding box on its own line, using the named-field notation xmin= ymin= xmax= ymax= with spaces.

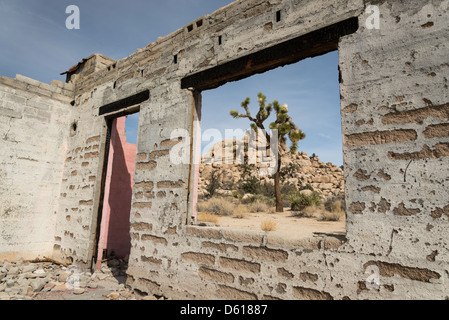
xmin=201 ymin=51 xmax=342 ymax=166
xmin=0 ymin=0 xmax=343 ymax=166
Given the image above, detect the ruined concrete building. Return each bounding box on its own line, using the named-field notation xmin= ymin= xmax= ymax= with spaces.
xmin=1 ymin=0 xmax=448 ymax=299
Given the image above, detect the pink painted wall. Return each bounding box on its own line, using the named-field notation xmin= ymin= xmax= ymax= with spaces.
xmin=97 ymin=116 xmax=136 ymax=267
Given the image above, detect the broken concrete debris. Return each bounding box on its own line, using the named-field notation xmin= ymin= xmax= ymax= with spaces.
xmin=0 ymin=258 xmax=166 ymax=300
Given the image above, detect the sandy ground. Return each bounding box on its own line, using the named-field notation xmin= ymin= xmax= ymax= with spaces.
xmin=206 ymin=208 xmax=346 ymax=240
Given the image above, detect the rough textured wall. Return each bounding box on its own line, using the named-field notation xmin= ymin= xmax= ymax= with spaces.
xmin=339 ymin=0 xmax=449 ymax=298
xmin=52 ymin=81 xmax=110 ymax=266
xmin=1 ymin=0 xmax=447 ymax=300
xmin=124 ymin=0 xmax=448 ymax=300
xmin=0 ymin=75 xmax=73 ymax=260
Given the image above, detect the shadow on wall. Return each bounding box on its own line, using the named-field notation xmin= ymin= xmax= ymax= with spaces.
xmin=97 ymin=116 xmax=136 ymax=267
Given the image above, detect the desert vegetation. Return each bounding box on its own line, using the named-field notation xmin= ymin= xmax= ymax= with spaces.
xmin=196 ymin=92 xmax=344 ymax=234
xmin=230 ymin=92 xmax=305 ymax=212
xmin=196 ymin=171 xmax=345 ymax=233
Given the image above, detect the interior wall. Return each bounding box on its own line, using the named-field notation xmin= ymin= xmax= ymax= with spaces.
xmin=96 ymin=116 xmax=136 ymax=267
xmin=0 ymin=75 xmax=73 ymax=260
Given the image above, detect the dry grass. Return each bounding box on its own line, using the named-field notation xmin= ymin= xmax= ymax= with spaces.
xmin=248 ymin=200 xmax=273 ymax=213
xmin=232 ymin=204 xmax=248 ymax=219
xmin=318 ymin=210 xmax=344 ymax=221
xmin=196 ymin=201 xmax=208 ymax=213
xmin=197 ymin=212 xmax=219 ymax=224
xmin=298 ymin=200 xmax=345 ymax=222
xmin=197 ymin=197 xmax=276 ymax=218
xmin=196 ymin=196 xmax=344 ymax=235
xmin=301 ymin=205 xmax=322 ymax=218
xmin=330 ymin=200 xmax=342 ymax=212
xmin=196 ymin=202 xmax=249 ymax=223
xmin=261 ymin=219 xmax=277 ymax=231
xmin=196 ymin=198 xmax=235 ymax=216
xmin=318 ymin=201 xmax=345 ymax=221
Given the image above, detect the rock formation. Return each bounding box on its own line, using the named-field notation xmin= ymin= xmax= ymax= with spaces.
xmin=198 ymin=138 xmax=344 ymax=199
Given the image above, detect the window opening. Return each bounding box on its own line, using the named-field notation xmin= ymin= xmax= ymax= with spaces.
xmin=193 ymin=51 xmax=346 ymax=240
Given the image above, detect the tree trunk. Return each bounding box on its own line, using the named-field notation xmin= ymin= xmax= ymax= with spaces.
xmin=274 ymin=157 xmax=283 ymax=212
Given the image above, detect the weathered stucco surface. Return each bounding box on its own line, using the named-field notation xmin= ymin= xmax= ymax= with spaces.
xmin=1 ymin=0 xmax=448 ymax=299
xmin=0 ymin=75 xmax=73 ymax=260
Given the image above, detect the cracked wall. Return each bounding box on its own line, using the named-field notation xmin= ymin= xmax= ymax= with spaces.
xmin=1 ymin=0 xmax=448 ymax=299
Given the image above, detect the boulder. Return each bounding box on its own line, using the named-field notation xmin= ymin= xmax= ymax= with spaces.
xmin=318 ymin=183 xmax=334 ymax=190
xmin=0 ymin=292 xmax=10 ymax=301
xmin=8 ymin=267 xmax=20 ymax=276
xmin=198 ymin=138 xmax=344 ymax=199
xmin=241 ymin=194 xmax=253 ymax=203
xmin=30 ymin=278 xmax=47 ymax=292
xmin=107 ymin=292 xmax=120 ymax=300
xmin=20 ymin=264 xmax=37 ymax=274
xmin=58 ymin=271 xmax=71 ymax=283
xmin=300 ymin=190 xmax=314 ymax=196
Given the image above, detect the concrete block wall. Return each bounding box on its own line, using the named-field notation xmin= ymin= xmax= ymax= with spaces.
xmin=342 ymin=0 xmax=449 ymax=263
xmin=1 ymin=0 xmax=448 ymax=299
xmin=52 ymin=81 xmax=109 ymax=266
xmin=125 ymin=0 xmax=446 ymax=299
xmin=0 ymin=75 xmax=73 ymax=260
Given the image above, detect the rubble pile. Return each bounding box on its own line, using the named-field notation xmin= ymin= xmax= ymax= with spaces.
xmin=0 ymin=258 xmax=165 ymax=300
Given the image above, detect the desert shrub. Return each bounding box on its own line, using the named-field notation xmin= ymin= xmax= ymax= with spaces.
xmin=232 ymin=190 xmax=242 ymax=199
xmin=287 ymin=191 xmax=321 ymax=211
xmin=238 ymin=175 xmax=300 ymax=209
xmin=261 ymin=220 xmax=277 ymax=232
xmin=248 ymin=194 xmax=275 ymax=206
xmin=239 ymin=176 xmax=261 ymax=195
xmin=221 ymin=179 xmax=235 ymax=191
xmin=282 ymin=198 xmax=292 ymax=209
xmin=301 ymin=205 xmax=322 ymax=218
xmin=259 ymin=181 xmax=276 ymax=198
xmin=196 ymin=201 xmax=208 ymax=213
xmin=280 ymin=182 xmax=298 ymax=197
xmin=240 ymin=163 xmax=256 ymax=180
xmin=196 ymin=198 xmax=235 ymax=216
xmin=248 ymin=200 xmax=272 ymax=213
xmin=330 ymin=200 xmax=343 ymax=213
xmin=279 ymin=163 xmax=300 ymax=182
xmin=232 ymin=205 xmax=248 ymax=219
xmin=317 ymin=209 xmax=344 ymax=221
xmin=300 ymin=184 xmax=314 ymax=192
xmin=320 ymin=198 xmax=345 ymax=221
xmin=324 ymin=195 xmax=346 ymax=212
xmin=205 ymin=169 xmax=222 ymax=198
xmin=197 ymin=212 xmax=219 ymax=224
xmin=280 ymin=182 xmax=298 ymax=208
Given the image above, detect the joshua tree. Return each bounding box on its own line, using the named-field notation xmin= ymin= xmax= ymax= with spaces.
xmin=230 ymin=92 xmax=305 ymax=212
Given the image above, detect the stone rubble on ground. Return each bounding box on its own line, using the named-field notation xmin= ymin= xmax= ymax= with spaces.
xmin=0 ymin=258 xmax=167 ymax=300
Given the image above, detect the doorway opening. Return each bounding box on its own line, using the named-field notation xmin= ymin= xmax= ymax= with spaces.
xmin=94 ymin=112 xmax=140 ymax=271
